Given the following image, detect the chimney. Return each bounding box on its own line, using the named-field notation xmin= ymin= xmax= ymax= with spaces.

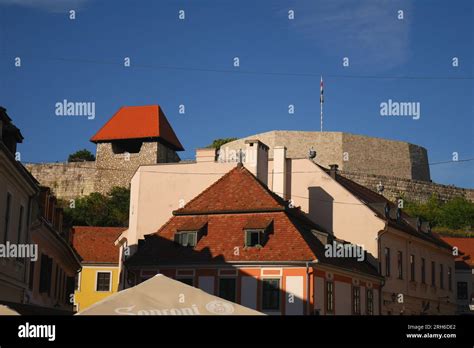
xmin=273 ymin=146 xmax=287 ymax=199
xmin=329 ymin=164 xmax=339 ymax=179
xmin=195 ymin=148 xmax=217 ymax=162
xmin=244 ymin=139 xmax=269 ymax=186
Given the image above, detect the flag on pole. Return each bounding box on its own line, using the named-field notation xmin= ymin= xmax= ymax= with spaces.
xmin=320 ymin=76 xmax=324 ymax=103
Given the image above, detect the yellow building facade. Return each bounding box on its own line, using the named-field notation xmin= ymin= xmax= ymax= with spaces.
xmin=71 ymin=226 xmax=125 ymax=312
xmin=74 ymin=265 xmax=119 ymax=311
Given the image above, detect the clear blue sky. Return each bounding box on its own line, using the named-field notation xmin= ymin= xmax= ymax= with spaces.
xmin=0 ymin=0 xmax=473 ymax=187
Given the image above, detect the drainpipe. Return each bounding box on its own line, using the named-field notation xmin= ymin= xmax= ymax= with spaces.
xmin=22 ymin=192 xmax=37 ymax=304
xmin=305 ymin=262 xmax=310 ymax=315
xmin=377 ymin=226 xmax=389 ymax=314
xmin=306 ymin=260 xmax=318 ymax=315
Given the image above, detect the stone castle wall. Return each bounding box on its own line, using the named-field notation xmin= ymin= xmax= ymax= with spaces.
xmin=223 ymin=131 xmax=431 ymax=181
xmin=25 ymin=132 xmax=472 ymax=204
xmin=24 ymin=161 xmax=96 ymax=201
xmin=341 ymin=171 xmax=474 ymax=203
xmin=26 ymin=140 xmax=180 ymax=199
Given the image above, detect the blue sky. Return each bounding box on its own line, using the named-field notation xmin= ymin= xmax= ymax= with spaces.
xmin=0 ymin=0 xmax=473 ymax=187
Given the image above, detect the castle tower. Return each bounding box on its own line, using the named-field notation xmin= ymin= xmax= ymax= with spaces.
xmin=90 ymin=105 xmax=184 ymax=194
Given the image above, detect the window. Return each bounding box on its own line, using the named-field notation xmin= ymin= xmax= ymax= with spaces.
xmin=421 ymin=258 xmax=426 ymax=284
xmin=60 ymin=269 xmax=65 ymax=301
xmin=431 ymin=261 xmax=436 ymax=286
xmin=410 ymin=254 xmax=415 ymax=281
xmin=448 ymin=267 xmax=452 ymax=291
xmin=397 ymin=251 xmax=403 ymax=279
xmin=439 ymin=264 xmax=444 ymax=289
xmin=177 ymin=278 xmax=194 ymax=286
xmin=3 ymin=193 xmax=11 ymax=243
xmin=66 ymin=276 xmax=75 ymax=305
xmin=54 ymin=265 xmax=59 ymax=299
xmin=352 ymin=287 xmax=361 ymax=315
xmin=326 ymin=281 xmax=334 ymax=313
xmin=262 ymin=279 xmax=280 ymax=311
xmin=245 ymin=229 xmax=263 ymax=247
xmin=366 ymin=289 xmax=374 ymax=315
xmin=384 ymin=248 xmax=391 ymax=277
xmin=457 ymin=282 xmax=468 ymax=300
xmin=96 ymin=272 xmax=111 ymax=292
xmin=218 ymin=278 xmax=236 ymax=302
xmin=39 ymin=254 xmax=52 ymax=294
xmin=75 ymin=273 xmax=80 ymax=291
xmin=28 ymin=261 xmax=35 ymax=291
xmin=112 ymin=139 xmax=143 ymax=154
xmin=17 ymin=205 xmax=24 ymax=244
xmin=174 ymin=231 xmax=197 ymax=247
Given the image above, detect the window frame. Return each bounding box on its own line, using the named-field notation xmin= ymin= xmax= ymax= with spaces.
xmin=431 ymin=261 xmax=436 ymax=286
xmin=410 ymin=254 xmax=415 ymax=282
xmin=95 ymin=271 xmax=112 ymax=292
xmin=384 ymin=247 xmax=391 ymax=277
xmin=16 ymin=205 xmax=24 ymax=244
xmin=218 ymin=277 xmax=237 ymax=302
xmin=366 ymin=288 xmax=374 ymax=315
xmin=28 ymin=260 xmax=35 ymax=291
xmin=325 ymin=280 xmax=334 ymax=314
xmin=457 ymin=281 xmax=468 ymax=300
xmin=421 ymin=257 xmax=426 ymax=284
xmin=448 ymin=267 xmax=452 ymax=291
xmin=352 ymin=286 xmax=361 ymax=315
xmin=3 ymin=192 xmax=12 ymax=243
xmin=176 ymin=277 xmax=194 ymax=287
xmin=245 ymin=229 xmax=264 ymax=247
xmin=397 ymin=251 xmax=403 ymax=279
xmin=175 ymin=231 xmax=198 ymax=247
xmin=261 ymin=278 xmax=281 ymax=311
xmin=439 ymin=264 xmax=444 ymax=289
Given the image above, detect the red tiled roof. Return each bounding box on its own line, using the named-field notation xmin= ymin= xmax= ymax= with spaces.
xmin=126 ymin=165 xmax=379 ymax=277
xmin=441 ymin=236 xmax=474 ymax=268
xmin=90 ymin=105 xmax=184 ymax=151
xmin=174 ymin=165 xmax=286 ymax=215
xmin=72 ymin=226 xmax=126 ymax=263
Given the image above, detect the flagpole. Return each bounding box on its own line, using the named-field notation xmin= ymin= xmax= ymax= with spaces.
xmin=320 ymin=94 xmax=323 ymax=132
xmin=320 ymin=75 xmax=323 ymax=132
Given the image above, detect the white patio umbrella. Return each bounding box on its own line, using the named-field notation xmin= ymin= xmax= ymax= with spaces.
xmin=0 ymin=304 xmax=20 ymax=315
xmin=77 ymin=274 xmax=263 ymax=315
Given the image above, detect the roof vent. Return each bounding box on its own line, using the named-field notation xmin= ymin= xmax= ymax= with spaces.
xmin=384 ymin=204 xmax=390 ymax=218
xmin=329 ymin=164 xmax=338 ymax=179
xmin=308 ymin=147 xmax=317 ymax=160
xmin=376 ymin=181 xmax=384 ymax=194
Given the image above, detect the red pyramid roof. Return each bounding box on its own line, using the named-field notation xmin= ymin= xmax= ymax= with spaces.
xmin=173 ymin=165 xmax=286 ymax=215
xmin=90 ymin=105 xmax=184 ymax=151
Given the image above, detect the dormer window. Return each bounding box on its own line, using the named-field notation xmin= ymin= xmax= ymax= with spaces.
xmin=384 ymin=204 xmax=390 ymax=218
xmin=245 ymin=229 xmax=264 ymax=247
xmin=175 ymin=231 xmax=197 ymax=247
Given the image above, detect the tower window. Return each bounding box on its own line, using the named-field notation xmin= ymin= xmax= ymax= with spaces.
xmin=112 ymin=139 xmax=143 ymax=154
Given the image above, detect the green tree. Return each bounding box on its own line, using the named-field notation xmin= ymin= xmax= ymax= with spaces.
xmin=404 ymin=194 xmax=474 ymax=231
xmin=440 ymin=196 xmax=474 ymax=229
xmin=207 ymin=138 xmax=238 ymax=149
xmin=68 ymin=149 xmax=95 ymax=162
xmin=62 ymin=187 xmax=130 ymax=227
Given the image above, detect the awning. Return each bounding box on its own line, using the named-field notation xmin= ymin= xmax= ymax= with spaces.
xmin=77 ymin=274 xmax=263 ymax=316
